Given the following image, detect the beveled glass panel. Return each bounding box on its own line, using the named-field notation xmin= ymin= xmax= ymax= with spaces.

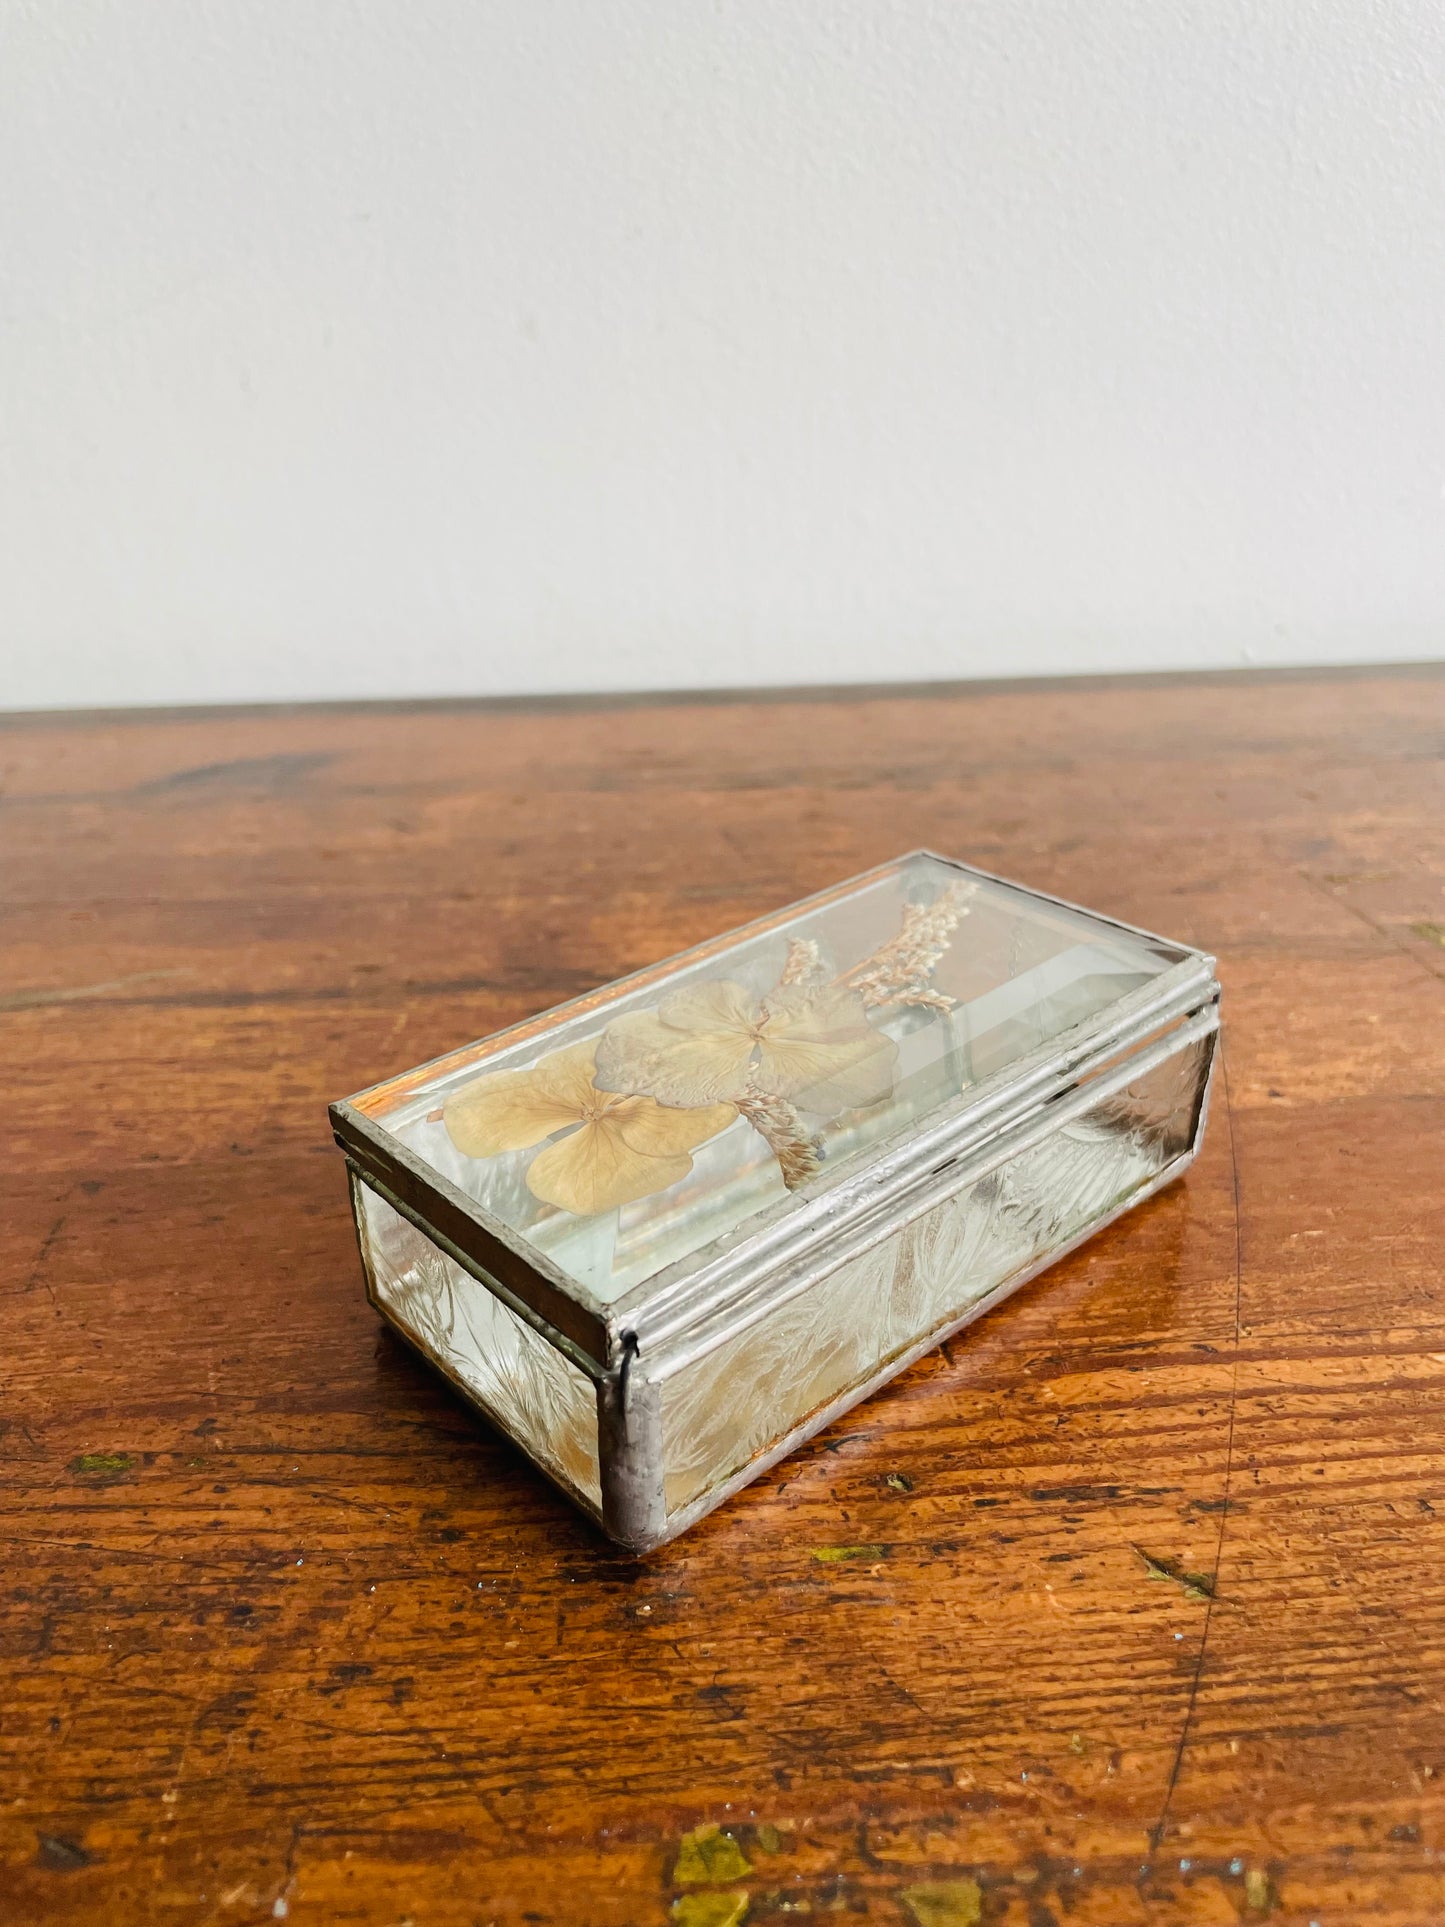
xmin=358 ymin=855 xmax=1183 ymax=1306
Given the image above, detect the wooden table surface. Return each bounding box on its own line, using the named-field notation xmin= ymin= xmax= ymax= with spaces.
xmin=4 ymin=667 xmax=1445 ymax=1927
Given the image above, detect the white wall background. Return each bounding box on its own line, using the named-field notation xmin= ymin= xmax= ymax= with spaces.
xmin=3 ymin=0 xmax=1444 ymax=710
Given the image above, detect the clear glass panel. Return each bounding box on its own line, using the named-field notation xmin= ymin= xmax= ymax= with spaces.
xmin=354 ymin=1181 xmax=601 ymax=1509
xmin=658 ymin=1030 xmax=1211 ymax=1519
xmin=361 ymin=855 xmax=1181 ymax=1306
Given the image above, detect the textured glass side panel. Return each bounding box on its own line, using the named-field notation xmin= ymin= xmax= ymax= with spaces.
xmin=355 ymin=1183 xmax=601 ymax=1508
xmin=660 ymin=1033 xmax=1210 ymax=1517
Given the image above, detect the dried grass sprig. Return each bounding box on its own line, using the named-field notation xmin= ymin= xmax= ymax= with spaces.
xmin=733 ymin=1082 xmax=823 ymax=1191
xmin=778 ymin=936 xmax=824 ymax=987
xmin=836 ymin=880 xmax=978 ymax=1011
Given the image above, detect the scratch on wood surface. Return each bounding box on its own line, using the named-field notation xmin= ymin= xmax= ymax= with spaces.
xmin=0 ymin=969 xmax=190 ymax=1011
xmin=1149 ymin=1042 xmax=1244 ymax=1854
xmin=1297 ymin=865 xmax=1445 ymax=987
xmin=21 ymin=1212 xmax=66 ymax=1308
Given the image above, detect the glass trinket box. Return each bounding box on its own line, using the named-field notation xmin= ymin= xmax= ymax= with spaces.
xmin=331 ymin=852 xmax=1220 ymax=1551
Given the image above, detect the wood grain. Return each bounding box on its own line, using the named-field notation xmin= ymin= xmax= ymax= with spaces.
xmin=2 ymin=667 xmax=1444 ymax=1926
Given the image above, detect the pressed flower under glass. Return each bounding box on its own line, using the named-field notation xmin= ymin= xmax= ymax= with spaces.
xmin=333 ymin=852 xmax=1219 ymax=1550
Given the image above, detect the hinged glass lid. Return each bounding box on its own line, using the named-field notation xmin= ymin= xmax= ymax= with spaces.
xmin=343 ymin=853 xmax=1191 ymax=1313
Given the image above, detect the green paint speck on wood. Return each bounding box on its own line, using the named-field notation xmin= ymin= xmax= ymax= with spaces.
xmin=901 ymin=1878 xmax=983 ymax=1927
xmin=1244 ymin=1867 xmax=1273 ymax=1913
xmin=69 ymin=1452 xmax=133 ymax=1477
xmin=754 ymin=1823 xmax=782 ymax=1854
xmin=672 ymin=1823 xmax=752 ymax=1885
xmin=672 ymin=1895 xmax=748 ymax=1927
xmin=812 ymin=1544 xmax=886 ymax=1563
xmin=1411 ymin=921 xmax=1445 ymax=948
xmin=1132 ymin=1544 xmax=1214 ymax=1601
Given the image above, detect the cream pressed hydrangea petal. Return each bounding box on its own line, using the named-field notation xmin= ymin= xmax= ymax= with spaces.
xmin=442 ymin=1063 xmax=587 ymax=1158
xmin=761 ymin=1023 xmax=898 ymax=1113
xmin=593 ymin=1005 xmax=758 ymax=1106
xmin=610 ymin=1095 xmax=737 ymax=1157
xmin=762 ymin=983 xmax=872 ymax=1033
xmin=753 ymin=983 xmax=899 ymax=1113
xmin=525 ymin=1118 xmax=693 ymax=1216
xmin=527 ymin=1040 xmax=608 ymax=1111
xmin=654 ymin=979 xmax=758 ymax=1034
